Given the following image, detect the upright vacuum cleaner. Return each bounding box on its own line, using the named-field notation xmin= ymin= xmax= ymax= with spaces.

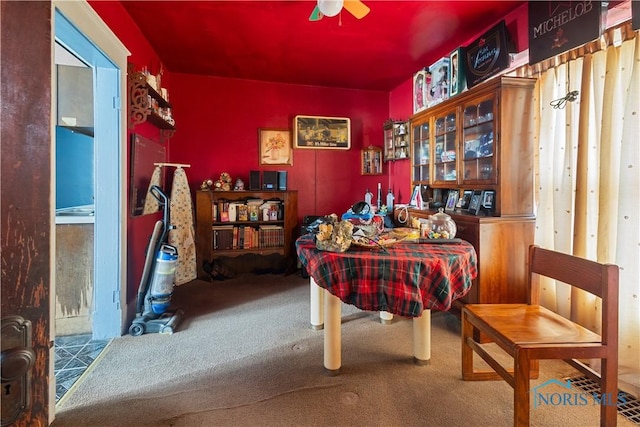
xmin=129 ymin=185 xmax=184 ymax=336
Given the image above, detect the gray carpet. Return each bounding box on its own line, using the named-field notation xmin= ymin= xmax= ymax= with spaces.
xmin=53 ymin=273 xmax=634 ymax=427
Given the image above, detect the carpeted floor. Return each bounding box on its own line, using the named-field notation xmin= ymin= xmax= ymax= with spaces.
xmin=53 ymin=273 xmax=636 ymax=427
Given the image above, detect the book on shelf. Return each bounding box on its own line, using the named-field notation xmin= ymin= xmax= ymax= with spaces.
xmin=248 ymin=204 xmax=259 ymax=221
xmin=237 ymin=204 xmax=248 ymax=221
xmin=216 ymin=200 xmax=229 ymax=222
xmin=246 ymin=198 xmax=263 ymax=205
xmin=228 ymin=202 xmax=244 ymax=222
xmin=212 ymin=225 xmax=234 ymax=250
xmin=260 ymin=199 xmax=283 ymax=221
xmin=258 ymin=224 xmax=284 ymax=248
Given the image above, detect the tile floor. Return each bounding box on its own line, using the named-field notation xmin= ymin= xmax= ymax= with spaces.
xmin=54 ymin=334 xmax=110 ymax=403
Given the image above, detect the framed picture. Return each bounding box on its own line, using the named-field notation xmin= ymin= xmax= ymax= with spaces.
xmin=294 ymin=115 xmax=351 ymax=150
xmin=259 ymin=128 xmax=292 ymax=166
xmin=468 ymin=190 xmax=483 ymax=215
xmin=449 ymin=47 xmax=466 ymax=97
xmin=413 ymin=69 xmax=427 ymax=114
xmin=445 ymin=190 xmax=459 ymax=212
xmin=459 ymin=189 xmax=473 ymax=209
xmin=481 ymin=190 xmax=495 ymax=211
xmin=426 ymin=56 xmax=450 ymax=107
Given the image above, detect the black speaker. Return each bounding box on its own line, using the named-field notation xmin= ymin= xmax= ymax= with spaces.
xmin=249 ymin=170 xmax=261 ymax=190
xmin=277 ymin=171 xmax=287 ymax=190
xmin=263 ymin=171 xmax=278 ymax=190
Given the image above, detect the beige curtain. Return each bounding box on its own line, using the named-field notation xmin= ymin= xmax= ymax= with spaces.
xmin=526 ymin=24 xmax=639 ymax=396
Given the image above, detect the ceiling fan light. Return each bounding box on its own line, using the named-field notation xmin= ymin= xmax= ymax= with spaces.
xmin=317 ymin=0 xmax=344 ymax=17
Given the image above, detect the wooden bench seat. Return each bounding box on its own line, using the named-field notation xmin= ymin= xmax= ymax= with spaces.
xmin=461 ymin=245 xmax=619 ymax=426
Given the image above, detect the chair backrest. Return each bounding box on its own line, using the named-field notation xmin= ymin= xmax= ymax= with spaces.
xmin=527 ymin=245 xmax=619 ymax=346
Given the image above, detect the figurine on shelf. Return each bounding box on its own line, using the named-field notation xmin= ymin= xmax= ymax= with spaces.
xmin=233 ymin=178 xmax=245 ymax=191
xmin=213 ymin=172 xmax=233 ymax=191
xmin=200 ymin=179 xmax=214 ymax=190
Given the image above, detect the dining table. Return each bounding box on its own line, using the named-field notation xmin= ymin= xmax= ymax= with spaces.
xmin=295 ymin=233 xmax=478 ymax=374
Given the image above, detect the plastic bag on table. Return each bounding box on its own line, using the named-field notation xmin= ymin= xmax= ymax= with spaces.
xmin=314 ymin=214 xmax=354 ymax=253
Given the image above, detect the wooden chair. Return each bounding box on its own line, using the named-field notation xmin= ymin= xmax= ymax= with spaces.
xmin=461 ymin=245 xmax=619 ymax=426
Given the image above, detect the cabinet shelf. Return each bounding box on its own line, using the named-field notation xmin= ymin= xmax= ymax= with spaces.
xmin=410 ymin=76 xmax=536 ymax=217
xmin=146 ymin=111 xmax=176 ymax=130
xmin=383 ymin=119 xmax=409 ymax=161
xmin=210 ymin=248 xmax=284 ymax=258
xmin=408 ymin=76 xmax=537 ymax=316
xmin=195 ymin=190 xmax=298 ymax=279
xmin=211 ymin=220 xmax=285 ymax=227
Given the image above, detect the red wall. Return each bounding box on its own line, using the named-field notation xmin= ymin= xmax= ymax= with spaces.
xmin=168 ymin=74 xmax=390 ymax=222
xmin=90 ymin=1 xmax=395 ymax=304
xmin=89 ymin=0 xmax=528 ymax=305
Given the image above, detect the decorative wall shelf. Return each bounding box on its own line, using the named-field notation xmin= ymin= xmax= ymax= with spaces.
xmin=361 ymin=146 xmax=382 ymax=175
xmin=127 ymin=64 xmax=175 ymax=141
xmin=383 ymin=119 xmax=409 ymax=161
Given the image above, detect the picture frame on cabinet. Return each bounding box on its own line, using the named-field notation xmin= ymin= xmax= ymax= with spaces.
xmin=459 ymin=190 xmax=473 ymax=209
xmin=445 ymin=190 xmax=459 ymax=212
xmin=449 ymin=47 xmax=466 ymax=97
xmin=259 ymin=128 xmax=293 ymax=166
xmin=467 ymin=190 xmax=483 ymax=215
xmin=426 ymin=56 xmax=450 ymax=107
xmin=481 ymin=190 xmax=495 ymax=211
xmin=294 ymin=115 xmax=351 ymax=150
xmin=413 ymin=69 xmax=428 ymax=114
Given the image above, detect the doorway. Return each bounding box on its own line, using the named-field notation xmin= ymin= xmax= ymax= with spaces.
xmin=53 ymin=5 xmax=126 ymax=402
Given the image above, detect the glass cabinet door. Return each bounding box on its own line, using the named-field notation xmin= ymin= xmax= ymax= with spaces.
xmin=433 ymin=111 xmax=457 ymax=183
xmin=462 ymin=96 xmax=496 ymax=183
xmin=411 ymin=121 xmax=430 ymax=185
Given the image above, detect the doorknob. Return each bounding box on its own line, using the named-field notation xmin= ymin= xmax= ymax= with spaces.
xmin=1 ymin=316 xmax=35 ymax=427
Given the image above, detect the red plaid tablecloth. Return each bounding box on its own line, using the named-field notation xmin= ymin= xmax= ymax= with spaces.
xmin=296 ymin=234 xmax=477 ymax=317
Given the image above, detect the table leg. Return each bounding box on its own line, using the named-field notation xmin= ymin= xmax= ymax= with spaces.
xmin=379 ymin=311 xmax=393 ymax=324
xmin=324 ymin=289 xmax=341 ymax=375
xmin=310 ymin=277 xmax=324 ymax=330
xmin=412 ymin=309 xmax=431 ymax=365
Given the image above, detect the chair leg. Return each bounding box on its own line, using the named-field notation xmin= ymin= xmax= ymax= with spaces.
xmin=514 ymin=349 xmax=531 ymax=427
xmin=530 ymin=359 xmax=539 ymax=379
xmin=461 ymin=310 xmax=474 ymax=378
xmin=601 ymin=358 xmax=618 ymax=426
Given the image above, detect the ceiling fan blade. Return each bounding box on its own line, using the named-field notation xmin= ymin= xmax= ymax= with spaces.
xmin=309 ymin=5 xmax=323 ymax=21
xmin=343 ymin=0 xmax=370 ymax=19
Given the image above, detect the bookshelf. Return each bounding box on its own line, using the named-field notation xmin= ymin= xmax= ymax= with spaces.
xmin=195 ymin=190 xmax=298 ymax=278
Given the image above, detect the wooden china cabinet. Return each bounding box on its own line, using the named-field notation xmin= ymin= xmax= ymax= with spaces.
xmin=408 ymin=76 xmax=537 ymax=309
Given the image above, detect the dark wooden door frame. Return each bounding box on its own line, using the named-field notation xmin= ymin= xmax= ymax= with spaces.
xmin=1 ymin=1 xmax=53 ymax=425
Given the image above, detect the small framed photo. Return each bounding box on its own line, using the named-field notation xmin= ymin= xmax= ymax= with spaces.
xmin=467 ymin=190 xmax=483 ymax=215
xmin=445 ymin=190 xmax=459 ymax=212
xmin=259 ymin=128 xmax=292 ymax=166
xmin=481 ymin=190 xmax=495 ymax=211
xmin=459 ymin=190 xmax=473 ymax=209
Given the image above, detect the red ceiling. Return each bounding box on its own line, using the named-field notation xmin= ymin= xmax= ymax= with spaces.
xmin=119 ymin=1 xmax=526 ymax=91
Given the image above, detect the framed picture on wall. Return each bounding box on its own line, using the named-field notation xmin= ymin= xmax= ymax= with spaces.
xmin=259 ymin=128 xmax=293 ymax=166
xmin=293 ymin=115 xmax=351 ymax=149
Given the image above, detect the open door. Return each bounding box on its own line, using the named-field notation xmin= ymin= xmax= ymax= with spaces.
xmin=1 ymin=2 xmax=53 ymax=425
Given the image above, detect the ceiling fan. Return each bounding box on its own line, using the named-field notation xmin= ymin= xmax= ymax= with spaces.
xmin=309 ymin=0 xmax=370 ymax=21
